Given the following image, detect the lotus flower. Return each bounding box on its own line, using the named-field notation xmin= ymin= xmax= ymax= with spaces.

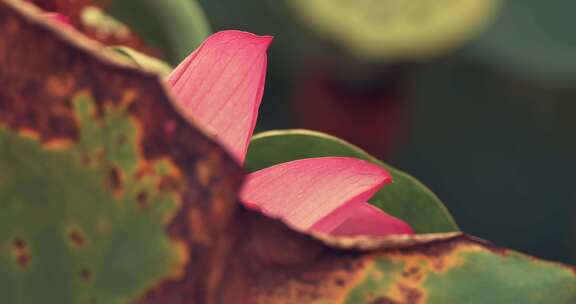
xmin=168 ymin=30 xmax=413 ymax=237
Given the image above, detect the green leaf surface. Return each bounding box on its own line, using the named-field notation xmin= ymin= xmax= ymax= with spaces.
xmin=245 ymin=129 xmax=458 ymax=233
xmin=0 ymin=96 xmax=181 ymax=304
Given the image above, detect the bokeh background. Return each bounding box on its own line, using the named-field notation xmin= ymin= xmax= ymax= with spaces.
xmin=43 ymin=0 xmax=576 ymax=263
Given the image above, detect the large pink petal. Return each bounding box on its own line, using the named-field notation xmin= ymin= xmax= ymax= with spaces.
xmin=240 ymin=157 xmax=413 ymax=236
xmin=167 ymin=30 xmax=272 ymax=163
xmin=313 ymin=203 xmax=414 ymax=236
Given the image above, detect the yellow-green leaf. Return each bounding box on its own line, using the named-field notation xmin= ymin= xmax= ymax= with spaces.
xmin=289 ymin=0 xmax=500 ymax=61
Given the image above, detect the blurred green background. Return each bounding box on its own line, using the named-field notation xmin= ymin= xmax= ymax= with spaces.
xmin=106 ymin=0 xmax=576 ymax=263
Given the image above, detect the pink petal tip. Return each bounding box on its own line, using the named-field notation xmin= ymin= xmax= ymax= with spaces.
xmin=167 ymin=30 xmax=273 ymax=164
xmin=314 ymin=203 xmax=414 ymax=237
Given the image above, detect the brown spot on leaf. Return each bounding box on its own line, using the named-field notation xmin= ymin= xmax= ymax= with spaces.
xmin=372 ymin=297 xmax=398 ymax=304
xmin=107 ymin=167 xmax=122 ymax=193
xmin=398 ymin=284 xmax=424 ymax=304
xmin=137 ymin=191 xmax=148 ymax=209
xmin=404 ymin=266 xmax=418 ymax=276
xmin=17 ymin=253 xmax=30 ymax=268
xmin=12 ymin=237 xmax=30 ymax=269
xmin=12 ymin=237 xmax=26 ymax=249
xmin=69 ymin=229 xmax=86 ymax=248
xmin=402 ymin=266 xmax=422 ymax=282
xmin=157 ymin=175 xmax=181 ymax=192
xmin=80 ymin=268 xmax=92 ymax=281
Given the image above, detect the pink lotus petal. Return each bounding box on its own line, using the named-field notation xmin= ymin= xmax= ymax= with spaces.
xmin=44 ymin=13 xmax=71 ymax=26
xmin=167 ymin=30 xmax=272 ymax=163
xmin=240 ymin=157 xmax=413 ymax=236
xmin=313 ymin=203 xmax=414 ymax=236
